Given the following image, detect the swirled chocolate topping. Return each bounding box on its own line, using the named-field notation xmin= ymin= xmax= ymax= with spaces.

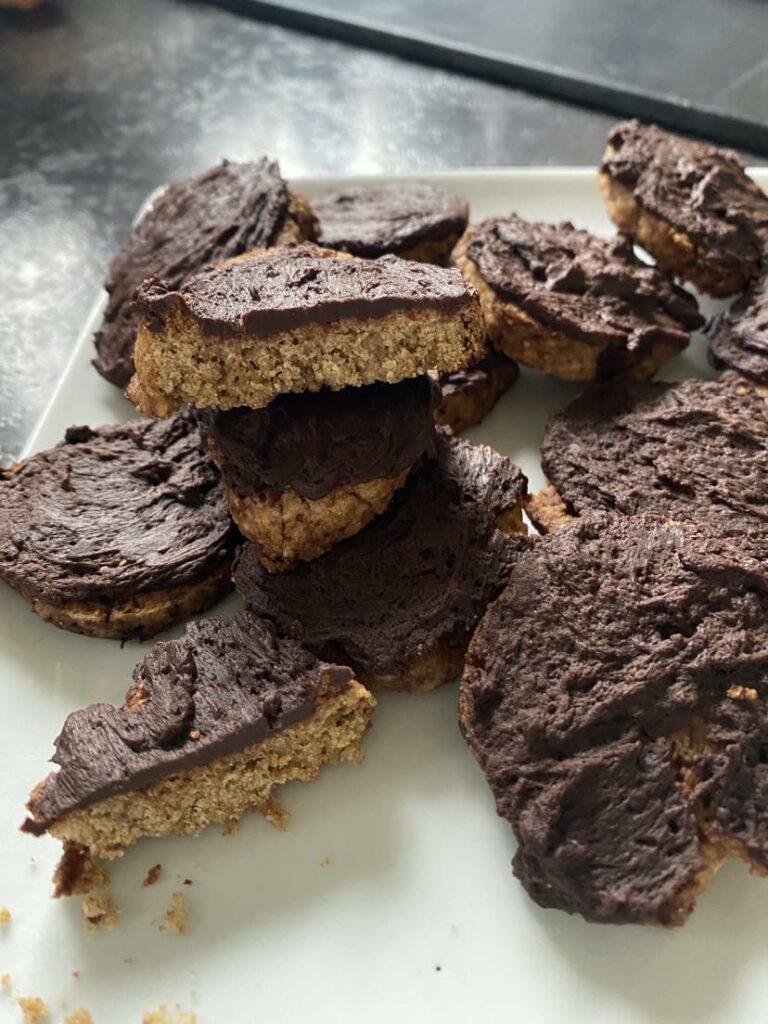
xmin=22 ymin=612 xmax=354 ymax=832
xmin=136 ymin=244 xmax=476 ymax=336
xmin=602 ymin=121 xmax=768 ymax=272
xmin=708 ymin=273 xmax=768 ymax=383
xmin=204 ymin=376 xmax=437 ymax=500
xmin=466 ymin=214 xmax=703 ymax=358
xmin=235 ymin=433 xmax=528 ymax=679
xmin=0 ymin=411 xmax=235 ymax=605
xmin=94 ymin=159 xmax=294 ymax=387
xmin=315 ymin=182 xmax=468 ymax=257
xmin=461 ymin=513 xmax=768 ymax=925
xmin=541 ymin=377 xmax=768 ymax=562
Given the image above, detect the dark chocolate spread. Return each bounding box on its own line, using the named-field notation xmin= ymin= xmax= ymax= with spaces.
xmin=708 ymin=272 xmax=768 ymax=384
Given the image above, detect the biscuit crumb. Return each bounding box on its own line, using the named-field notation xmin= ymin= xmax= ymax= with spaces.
xmin=71 ymin=971 xmax=80 ymax=979
xmin=727 ymin=685 xmax=758 ymax=701
xmin=142 ymin=864 xmax=162 ymax=887
xmin=0 ymin=908 xmax=10 ymax=927
xmin=1 ymin=973 xmax=11 ymax=988
xmin=142 ymin=1004 xmax=196 ymax=1024
xmin=320 ymin=857 xmax=332 ymax=867
xmin=159 ymin=892 xmax=187 ymax=935
xmin=82 ymin=889 xmax=119 ymax=932
xmin=182 ymin=879 xmax=192 ymax=886
xmin=64 ymin=1011 xmax=93 ymax=1024
xmin=17 ymin=996 xmax=49 ymax=1023
xmin=222 ymin=818 xmax=240 ymax=837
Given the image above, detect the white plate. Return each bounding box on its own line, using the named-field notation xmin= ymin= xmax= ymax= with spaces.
xmin=2 ymin=169 xmax=767 ymax=1024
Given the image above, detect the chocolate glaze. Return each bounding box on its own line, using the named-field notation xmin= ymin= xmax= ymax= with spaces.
xmin=235 ymin=433 xmax=528 ymax=680
xmin=22 ymin=612 xmax=354 ymax=831
xmin=439 ymin=349 xmax=518 ymax=402
xmin=466 ymin=215 xmax=703 ymax=370
xmin=708 ymin=273 xmax=768 ymax=383
xmin=136 ymin=243 xmax=475 ymax=337
xmin=0 ymin=411 xmax=235 ymax=605
xmin=461 ymin=513 xmax=768 ymax=925
xmin=541 ymin=377 xmax=768 ymax=562
xmin=315 ymin=182 xmax=468 ymax=258
xmin=204 ymin=376 xmax=437 ymax=500
xmin=602 ymin=120 xmax=768 ymax=276
xmin=93 ymin=159 xmax=295 ymax=387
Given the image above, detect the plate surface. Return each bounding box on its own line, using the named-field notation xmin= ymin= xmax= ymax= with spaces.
xmin=1 ymin=169 xmax=767 ymax=1024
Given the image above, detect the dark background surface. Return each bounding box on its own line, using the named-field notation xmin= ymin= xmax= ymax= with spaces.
xmin=0 ymin=0 xmax=762 ymax=462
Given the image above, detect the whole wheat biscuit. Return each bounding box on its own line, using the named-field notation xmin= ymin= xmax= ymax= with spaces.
xmin=130 ymin=244 xmax=484 ymax=415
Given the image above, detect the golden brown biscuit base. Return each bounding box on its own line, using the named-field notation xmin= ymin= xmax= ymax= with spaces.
xmin=452 ymin=232 xmax=679 ymax=382
xmin=275 ymin=189 xmax=320 ymax=246
xmin=435 ymin=354 xmax=519 ymax=433
xmin=225 ymin=472 xmax=409 ymax=572
xmin=362 ymin=499 xmax=527 ymax=693
xmin=130 ymin=301 xmax=484 ymax=416
xmin=525 ymin=484 xmax=576 ymax=535
xmin=41 ymin=677 xmax=375 ymax=885
xmin=598 ymin=166 xmax=749 ymax=299
xmin=10 ymin=562 xmax=233 ymax=640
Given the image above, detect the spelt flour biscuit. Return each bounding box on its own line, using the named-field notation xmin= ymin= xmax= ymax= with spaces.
xmin=453 ymin=216 xmax=702 ymax=381
xmin=533 ymin=378 xmax=768 ymax=564
xmin=22 ymin=611 xmax=375 ymax=885
xmin=93 ymin=159 xmax=318 ymax=387
xmin=0 ymin=411 xmax=236 ymax=639
xmin=436 ymin=348 xmax=519 ymax=433
xmin=708 ymin=272 xmax=768 ymax=384
xmin=460 ymin=512 xmax=768 ymax=926
xmin=599 ymin=120 xmax=768 ymax=297
xmin=315 ymin=182 xmax=469 ymax=263
xmin=130 ymin=244 xmax=484 ymax=415
xmin=205 ymin=377 xmax=436 ymax=567
xmin=235 ymin=433 xmax=528 ymax=692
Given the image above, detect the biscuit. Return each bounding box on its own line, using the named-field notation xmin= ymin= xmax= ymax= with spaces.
xmin=93 ymin=159 xmax=317 ymax=387
xmin=532 ymin=378 xmax=768 ymax=562
xmin=235 ymin=432 xmax=528 ymax=692
xmin=129 ymin=244 xmax=484 ymax=416
xmin=22 ymin=611 xmax=375 ymax=886
xmin=453 ymin=215 xmax=702 ymax=381
xmin=708 ymin=272 xmax=768 ymax=384
xmin=436 ymin=348 xmax=519 ymax=433
xmin=203 ymin=376 xmax=437 ymax=567
xmin=314 ymin=182 xmax=468 ymax=263
xmin=0 ymin=411 xmax=236 ymax=640
xmin=599 ymin=120 xmax=768 ymax=298
xmin=460 ymin=512 xmax=768 ymax=925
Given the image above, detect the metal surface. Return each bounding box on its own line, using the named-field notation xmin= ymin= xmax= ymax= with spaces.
xmin=211 ymin=0 xmax=768 ymax=151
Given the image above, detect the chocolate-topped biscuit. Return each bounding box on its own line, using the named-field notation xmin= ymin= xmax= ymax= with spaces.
xmin=708 ymin=273 xmax=768 ymax=385
xmin=93 ymin=159 xmax=318 ymax=388
xmin=234 ymin=433 xmax=528 ymax=692
xmin=129 ymin=244 xmax=484 ymax=416
xmin=461 ymin=512 xmax=768 ymax=926
xmin=529 ymin=377 xmax=768 ymax=560
xmin=315 ymin=182 xmax=469 ymax=263
xmin=0 ymin=411 xmax=236 ymax=639
xmin=23 ymin=611 xmax=375 ymax=888
xmin=436 ymin=348 xmax=519 ymax=433
xmin=453 ymin=215 xmax=703 ymax=382
xmin=204 ymin=377 xmax=437 ymax=569
xmin=600 ymin=120 xmax=768 ymax=297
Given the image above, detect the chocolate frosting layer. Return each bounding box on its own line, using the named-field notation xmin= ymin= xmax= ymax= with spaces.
xmin=708 ymin=273 xmax=768 ymax=383
xmin=137 ymin=243 xmax=475 ymax=336
xmin=204 ymin=376 xmax=437 ymax=500
xmin=94 ymin=159 xmax=293 ymax=387
xmin=235 ymin=433 xmax=528 ymax=679
xmin=541 ymin=377 xmax=768 ymax=562
xmin=439 ymin=349 xmax=518 ymax=401
xmin=315 ymin=182 xmax=468 ymax=257
xmin=0 ymin=411 xmax=235 ymax=605
xmin=602 ymin=120 xmax=768 ymax=273
xmin=461 ymin=513 xmax=768 ymax=925
xmin=466 ymin=214 xmax=703 ymax=364
xmin=23 ymin=611 xmax=354 ymax=831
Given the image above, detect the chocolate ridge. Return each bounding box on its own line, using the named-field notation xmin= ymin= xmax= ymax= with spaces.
xmin=708 ymin=273 xmax=768 ymax=384
xmin=136 ymin=244 xmax=476 ymax=338
xmin=23 ymin=611 xmax=354 ymax=832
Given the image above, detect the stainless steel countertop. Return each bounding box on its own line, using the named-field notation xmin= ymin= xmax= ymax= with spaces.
xmin=1 ymin=0 xmax=621 ymax=461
